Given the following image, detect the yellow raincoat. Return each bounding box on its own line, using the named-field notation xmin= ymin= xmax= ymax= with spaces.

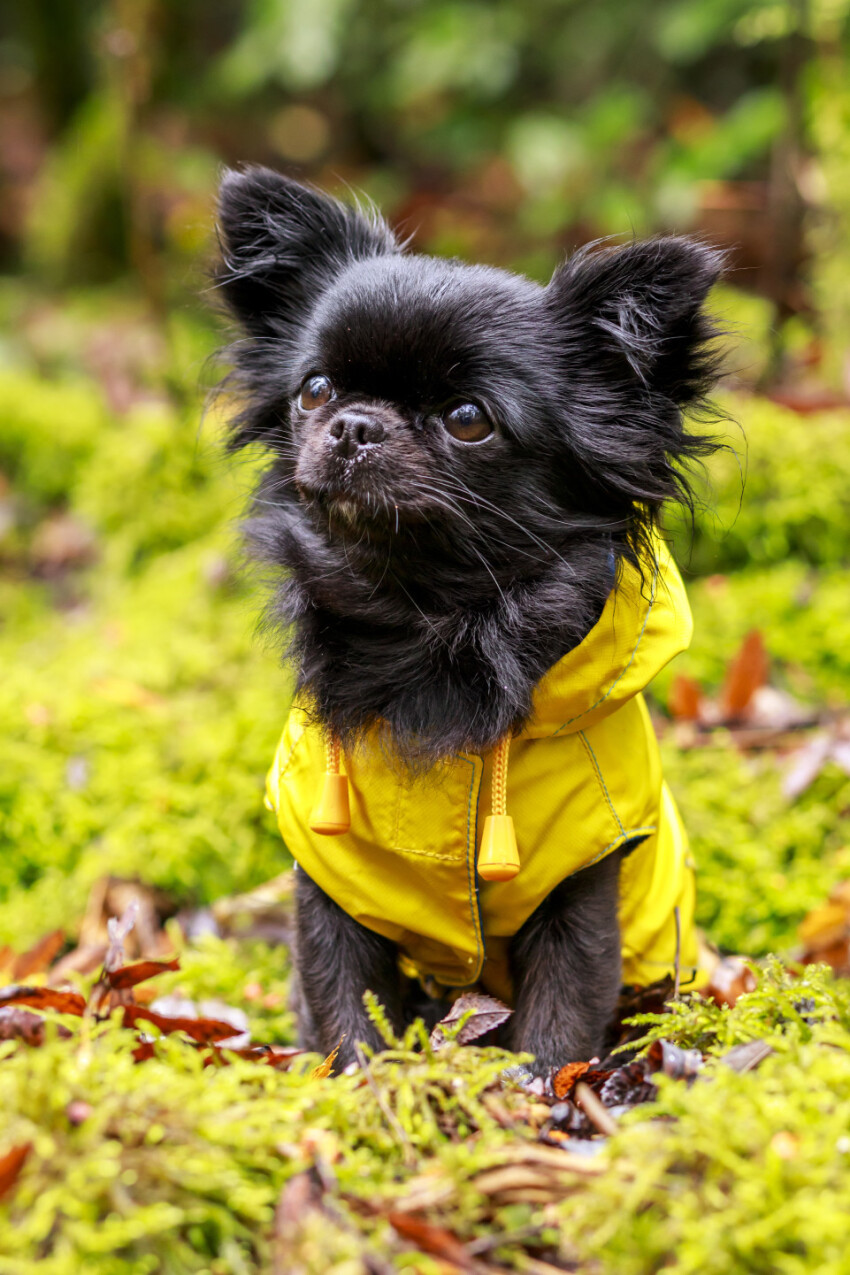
xmin=265 ymin=540 xmax=700 ymax=1002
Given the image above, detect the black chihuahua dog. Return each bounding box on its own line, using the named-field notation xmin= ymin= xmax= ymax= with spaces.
xmin=214 ymin=167 xmax=723 ymax=1071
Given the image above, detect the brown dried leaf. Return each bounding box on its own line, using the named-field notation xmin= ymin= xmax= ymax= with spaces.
xmin=388 ymin=1212 xmax=475 ymax=1270
xmin=106 ymin=957 xmax=180 ymax=990
xmin=704 ymin=956 xmax=757 ymax=1007
xmin=798 ymin=902 xmax=848 ymax=952
xmin=311 ymin=1037 xmax=344 ymax=1079
xmin=783 ymin=734 xmax=832 ymax=801
xmin=0 ymin=1144 xmax=31 ymax=1201
xmin=11 ymin=929 xmax=65 ymax=981
xmin=552 ymin=1060 xmax=590 ymax=1099
xmin=30 ymin=512 xmax=97 ymax=573
xmin=223 ymin=1043 xmax=304 ymax=1069
xmin=430 ymin=993 xmax=512 ymax=1049
xmin=597 ymin=1059 xmax=656 ymax=1109
xmin=0 ymin=1007 xmax=66 ymax=1046
xmin=647 ymin=1038 xmax=702 ymax=1079
xmin=0 ymin=985 xmax=86 ymax=1016
xmin=669 ymin=674 xmax=703 ymax=722
xmin=721 ymin=1039 xmax=774 ymax=1073
xmin=273 ymin=1173 xmax=334 ymax=1275
xmin=121 ymin=1004 xmax=241 ymax=1044
xmin=48 ymin=943 xmax=108 ymax=985
xmin=720 ymin=629 xmax=768 ymax=719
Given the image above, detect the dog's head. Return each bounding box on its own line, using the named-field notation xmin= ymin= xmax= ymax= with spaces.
xmin=215 ymin=168 xmax=723 ymax=596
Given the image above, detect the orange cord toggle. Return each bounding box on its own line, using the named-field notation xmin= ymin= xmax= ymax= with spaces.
xmin=309 ymin=734 xmax=351 ymax=835
xmin=477 ymin=735 xmax=520 ymax=881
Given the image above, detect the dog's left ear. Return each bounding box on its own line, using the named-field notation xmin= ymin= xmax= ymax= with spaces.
xmin=546 ymin=237 xmax=724 ymax=409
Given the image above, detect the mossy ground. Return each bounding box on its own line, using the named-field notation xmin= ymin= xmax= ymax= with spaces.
xmin=2 ymin=292 xmax=850 ymax=1272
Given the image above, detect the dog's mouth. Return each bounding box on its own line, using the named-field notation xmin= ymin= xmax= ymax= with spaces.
xmin=297 ymin=479 xmax=438 ymax=531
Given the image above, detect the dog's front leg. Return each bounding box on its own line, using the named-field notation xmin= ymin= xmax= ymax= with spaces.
xmin=294 ymin=868 xmax=404 ymax=1068
xmin=505 ymin=851 xmax=623 ymax=1073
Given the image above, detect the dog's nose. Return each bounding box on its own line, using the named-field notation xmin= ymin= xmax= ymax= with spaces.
xmin=328 ymin=412 xmax=385 ymax=457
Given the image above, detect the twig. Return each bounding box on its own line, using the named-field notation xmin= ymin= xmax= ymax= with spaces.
xmin=673 ymin=905 xmax=682 ymax=1001
xmin=354 ymin=1043 xmax=415 ymax=1166
xmin=574 ymin=1083 xmax=618 ymax=1138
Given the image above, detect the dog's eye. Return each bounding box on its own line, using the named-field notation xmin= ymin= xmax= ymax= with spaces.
xmin=299 ymin=375 xmax=334 ymax=411
xmin=442 ymin=403 xmax=493 ymax=444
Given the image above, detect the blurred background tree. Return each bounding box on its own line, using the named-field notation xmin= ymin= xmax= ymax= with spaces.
xmin=0 ymin=0 xmax=848 ymax=386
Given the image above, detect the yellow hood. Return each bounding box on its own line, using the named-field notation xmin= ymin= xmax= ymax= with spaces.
xmin=524 ymin=538 xmax=692 ymax=737
xmin=265 ymin=538 xmax=701 ymax=1000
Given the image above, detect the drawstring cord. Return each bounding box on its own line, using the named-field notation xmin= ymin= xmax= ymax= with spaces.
xmin=309 ymin=730 xmax=520 ymax=880
xmin=309 ymin=732 xmax=351 ymax=835
xmin=477 ymin=735 xmax=520 ymax=881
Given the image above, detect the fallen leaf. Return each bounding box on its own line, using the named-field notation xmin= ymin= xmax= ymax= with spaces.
xmin=783 ymin=734 xmax=833 ymax=800
xmin=11 ymin=929 xmax=65 ymax=981
xmin=430 ymin=993 xmax=512 ymax=1049
xmin=647 ymin=1038 xmax=702 ymax=1079
xmin=48 ymin=943 xmax=108 ymax=985
xmin=311 ymin=1037 xmax=344 ymax=1079
xmin=0 ymin=985 xmax=86 ymax=1016
xmin=721 ymin=1039 xmax=774 ymax=1073
xmin=30 ymin=512 xmax=97 ymax=573
xmin=669 ymin=675 xmax=703 ymax=721
xmin=798 ymin=902 xmax=848 ymax=952
xmin=106 ymin=958 xmax=181 ymax=990
xmin=552 ymin=1061 xmax=590 ymax=1099
xmin=720 ymin=629 xmax=768 ymax=719
xmin=0 ymin=1144 xmax=31 ymax=1201
xmin=121 ymin=1004 xmax=243 ymax=1044
xmin=705 ymin=956 xmax=757 ymax=1007
xmin=388 ymin=1212 xmax=476 ymax=1269
xmin=0 ymin=1007 xmax=60 ymax=1046
xmin=597 ymin=1060 xmax=656 ymax=1109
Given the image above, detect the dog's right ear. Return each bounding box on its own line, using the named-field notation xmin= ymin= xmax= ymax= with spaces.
xmin=215 ymin=167 xmax=399 ymax=336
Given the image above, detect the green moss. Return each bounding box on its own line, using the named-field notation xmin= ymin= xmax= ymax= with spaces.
xmin=652 ymin=561 xmax=850 ymax=705
xmin=663 ymin=745 xmax=850 ymax=955
xmin=0 ymin=369 xmax=105 ymax=508
xmin=564 ymin=966 xmax=850 ymax=1275
xmin=668 ymin=394 xmax=850 ymax=575
xmin=0 ymin=537 xmax=290 ymax=946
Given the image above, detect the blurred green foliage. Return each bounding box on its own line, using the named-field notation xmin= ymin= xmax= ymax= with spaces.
xmin=0 ymin=0 xmax=847 ymax=344
xmin=668 ymin=394 xmax=850 ymax=572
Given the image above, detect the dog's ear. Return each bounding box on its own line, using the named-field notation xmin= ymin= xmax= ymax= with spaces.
xmin=545 ymin=238 xmax=726 ymax=525
xmin=215 ymin=167 xmax=399 ymax=336
xmin=546 ymin=237 xmax=724 ymax=409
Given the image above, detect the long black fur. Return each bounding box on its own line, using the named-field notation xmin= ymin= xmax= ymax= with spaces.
xmin=214 ymin=167 xmax=725 ymax=1066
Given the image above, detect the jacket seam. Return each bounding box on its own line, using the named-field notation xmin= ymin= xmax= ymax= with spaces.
xmin=583 ymin=825 xmax=657 ymax=868
xmin=389 ymin=846 xmax=468 ymax=862
xmin=276 ymin=726 xmax=302 ymax=785
xmin=459 ymin=754 xmax=484 ymax=982
xmin=579 ymin=730 xmax=625 ymax=838
xmin=550 ymin=560 xmax=659 ymax=737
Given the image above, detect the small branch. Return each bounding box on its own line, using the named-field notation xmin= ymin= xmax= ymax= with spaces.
xmin=673 ymin=905 xmax=682 ymax=1001
xmin=354 ymin=1043 xmax=415 ymax=1166
xmin=574 ymin=1083 xmax=618 ymax=1138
